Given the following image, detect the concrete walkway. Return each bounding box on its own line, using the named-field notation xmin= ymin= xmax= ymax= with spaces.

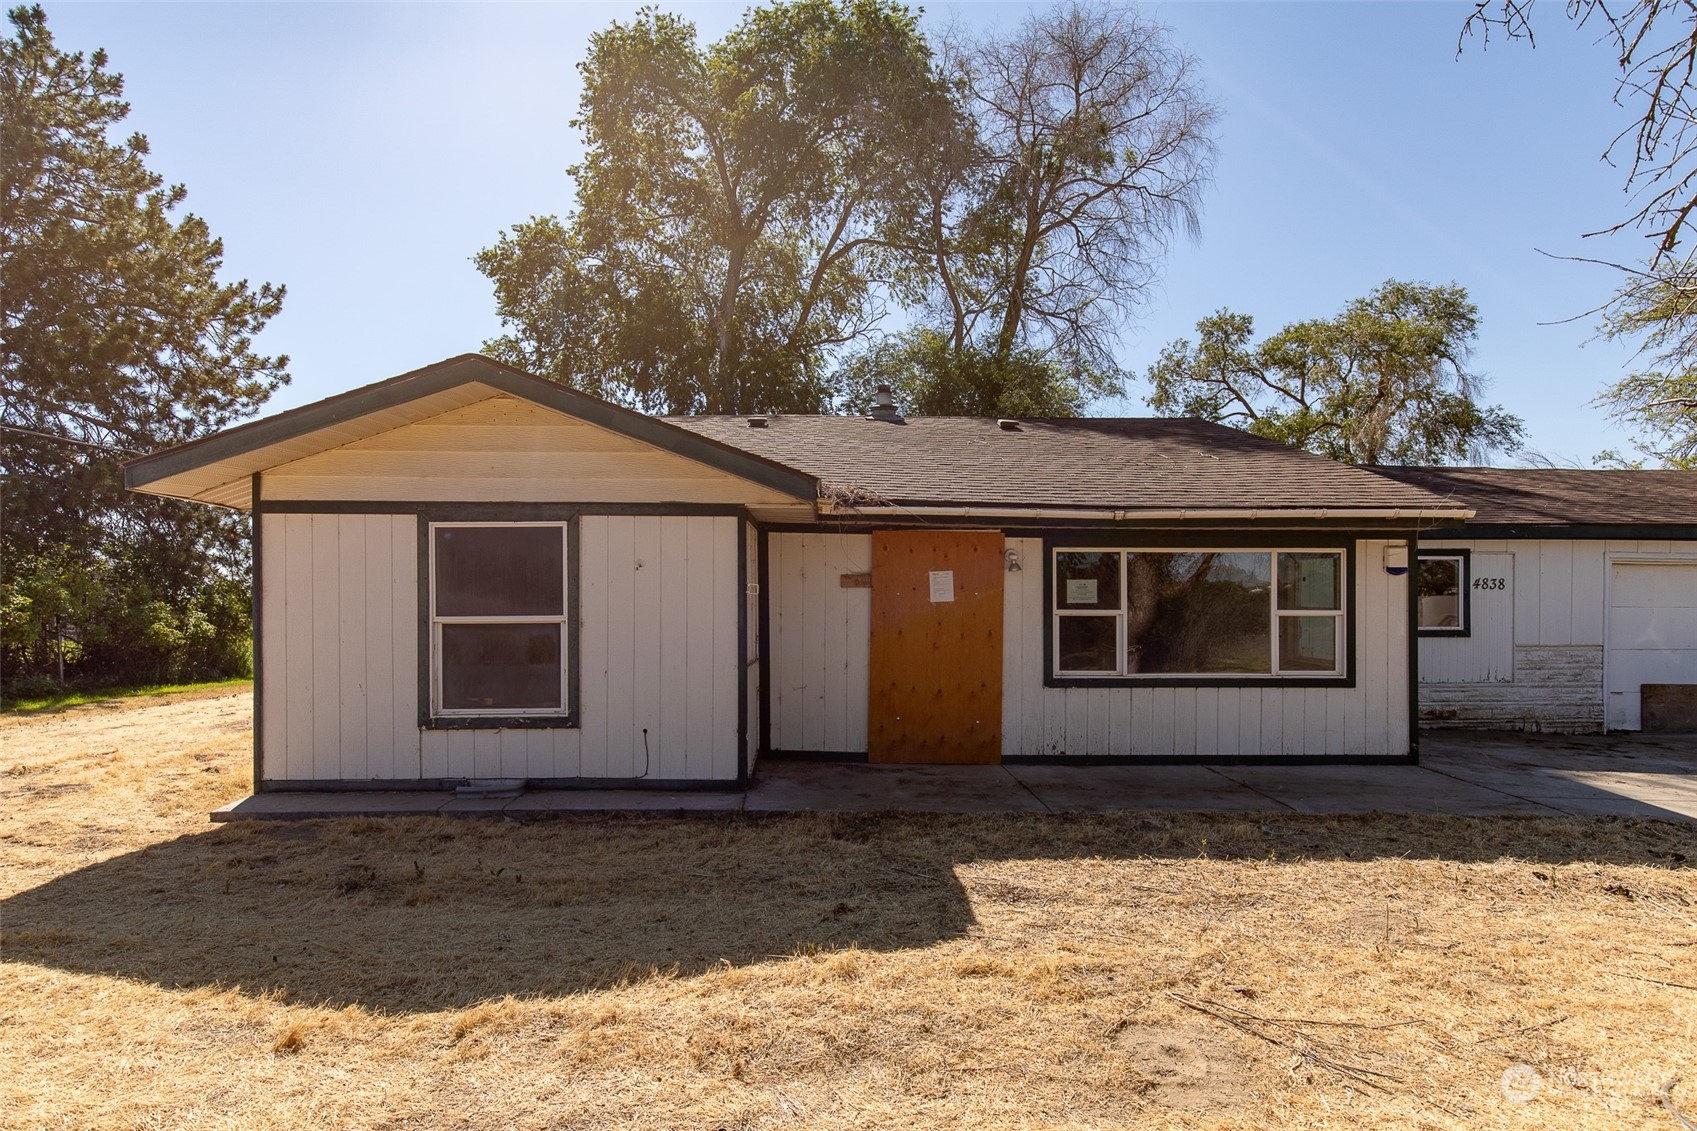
xmin=213 ymin=730 xmax=1697 ymax=822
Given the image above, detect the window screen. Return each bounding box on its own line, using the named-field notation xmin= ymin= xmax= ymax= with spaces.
xmin=431 ymin=523 xmax=569 ymax=717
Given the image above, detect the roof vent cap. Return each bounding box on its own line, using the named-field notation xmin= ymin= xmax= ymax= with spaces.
xmin=747 ymin=416 xmax=768 ymax=429
xmin=998 ymin=419 xmax=1021 ymax=432
xmin=868 ymin=384 xmax=903 ymax=423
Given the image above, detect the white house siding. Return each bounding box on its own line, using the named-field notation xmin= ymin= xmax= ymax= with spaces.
xmin=260 ymin=512 xmax=743 ymax=784
xmin=746 ymin=520 xmax=762 ymax=774
xmin=1417 ymin=538 xmax=1697 ymax=732
xmin=1001 ymin=537 xmax=1411 ymax=758
xmin=258 ymin=394 xmax=805 ymax=509
xmin=766 ymin=532 xmax=1408 ymax=758
xmin=768 ymin=532 xmax=872 ymax=754
xmin=260 ymin=512 xmax=420 ymax=782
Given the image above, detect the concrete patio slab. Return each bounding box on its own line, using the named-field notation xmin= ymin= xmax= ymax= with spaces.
xmin=212 ymin=791 xmax=453 ymax=821
xmin=438 ymin=796 xmax=519 ymax=817
xmin=209 ymin=731 xmax=1697 ymax=822
xmin=1005 ymin=763 xmax=1279 ymax=812
xmin=1508 ymin=793 xmax=1697 ymax=819
xmin=1204 ymin=763 xmax=1570 ymax=816
xmin=745 ymin=762 xmax=1046 ymax=813
xmin=505 ymin=790 xmax=744 ymax=816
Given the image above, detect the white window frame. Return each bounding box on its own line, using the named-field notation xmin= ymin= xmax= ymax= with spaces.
xmin=429 ymin=521 xmax=571 ymax=719
xmin=1050 ymin=547 xmax=1347 ymax=680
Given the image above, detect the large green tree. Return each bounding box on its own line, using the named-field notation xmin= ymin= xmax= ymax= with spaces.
xmin=1145 ymin=280 xmax=1525 ymax=465
xmin=478 ymin=0 xmax=954 ymax=415
xmin=1 ymin=5 xmax=287 ymax=694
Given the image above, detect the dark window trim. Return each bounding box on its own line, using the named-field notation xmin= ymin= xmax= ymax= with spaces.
xmin=1415 ymin=547 xmax=1471 ymax=638
xmin=255 ymin=777 xmax=744 ymax=793
xmin=257 ymin=500 xmax=745 ymax=517
xmin=1040 ymin=534 xmax=1359 ymax=689
xmin=756 ymin=525 xmax=773 ymax=764
xmin=759 ymin=515 xmax=1440 ymax=534
xmin=416 ymin=512 xmax=582 ymax=730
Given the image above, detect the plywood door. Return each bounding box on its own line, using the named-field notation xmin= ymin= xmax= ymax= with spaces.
xmin=868 ymin=530 xmax=1003 ymax=763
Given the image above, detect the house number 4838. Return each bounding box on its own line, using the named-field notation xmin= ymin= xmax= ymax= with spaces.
xmin=1472 ymin=577 xmax=1506 ymax=590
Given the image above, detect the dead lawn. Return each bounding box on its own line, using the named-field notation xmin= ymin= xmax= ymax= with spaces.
xmin=2 ymin=688 xmax=1695 ymax=1130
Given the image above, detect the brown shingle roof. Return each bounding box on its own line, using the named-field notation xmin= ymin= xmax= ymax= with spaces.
xmin=668 ymin=415 xmax=1469 ymax=514
xmin=1371 ymin=466 xmax=1697 ymax=527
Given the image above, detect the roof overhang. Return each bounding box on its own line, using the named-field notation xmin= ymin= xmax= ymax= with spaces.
xmin=123 ymin=355 xmax=820 ymax=510
xmin=816 ymin=501 xmax=1475 ymax=523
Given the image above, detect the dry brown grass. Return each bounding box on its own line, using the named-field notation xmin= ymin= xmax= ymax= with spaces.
xmin=3 ymin=688 xmax=1695 ymax=1129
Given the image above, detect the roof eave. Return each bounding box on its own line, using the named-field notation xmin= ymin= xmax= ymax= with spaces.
xmin=817 ymin=500 xmax=1476 ymax=522
xmin=123 ymin=355 xmax=820 ymax=504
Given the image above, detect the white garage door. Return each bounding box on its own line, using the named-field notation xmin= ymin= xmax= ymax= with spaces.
xmin=1607 ymin=561 xmax=1697 ymax=730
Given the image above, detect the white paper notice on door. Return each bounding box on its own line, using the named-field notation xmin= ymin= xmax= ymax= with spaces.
xmin=1065 ymin=578 xmax=1097 ymax=605
xmin=928 ymin=570 xmax=955 ymax=602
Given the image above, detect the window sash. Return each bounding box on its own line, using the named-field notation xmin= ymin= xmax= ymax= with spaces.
xmin=1051 ymin=547 xmax=1346 ymax=679
xmin=430 ymin=521 xmax=571 ymax=717
xmin=1415 ymin=552 xmax=1468 ymax=634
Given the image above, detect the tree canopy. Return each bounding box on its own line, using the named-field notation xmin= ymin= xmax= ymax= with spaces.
xmin=1145 ymin=280 xmax=1526 ymax=465
xmin=478 ymin=0 xmax=953 ymax=415
xmin=1 ymin=4 xmax=287 ymax=694
xmin=481 ymin=0 xmax=1218 ymax=418
xmin=1595 ymin=265 xmax=1697 ymax=467
xmin=913 ymin=3 xmax=1216 ymax=413
xmin=1462 ymin=1 xmax=1697 ymax=466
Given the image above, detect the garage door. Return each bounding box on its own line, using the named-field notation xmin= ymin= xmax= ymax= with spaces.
xmin=1607 ymin=561 xmax=1697 ymax=730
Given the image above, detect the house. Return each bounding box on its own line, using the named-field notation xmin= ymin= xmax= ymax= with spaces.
xmin=1374 ymin=466 xmax=1697 ymax=733
xmin=124 ymin=355 xmax=1473 ymax=790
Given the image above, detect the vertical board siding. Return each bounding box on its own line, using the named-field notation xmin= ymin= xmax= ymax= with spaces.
xmin=630 ymin=516 xmax=664 ymax=778
xmin=262 ymin=513 xmax=420 ymax=782
xmin=769 ymin=533 xmax=873 ymax=753
xmin=262 ymin=512 xmax=740 ymax=783
xmin=578 ymin=515 xmax=610 ymax=778
xmin=745 ymin=521 xmax=760 ymax=774
xmin=1418 ymin=539 xmax=1697 ymax=732
xmin=259 ymin=512 xmax=289 ymax=773
xmin=1419 ymin=550 xmax=1514 ymax=683
xmin=997 ymin=537 xmax=1409 ymax=758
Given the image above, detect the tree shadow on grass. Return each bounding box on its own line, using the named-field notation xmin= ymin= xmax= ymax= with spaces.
xmin=2 ymin=810 xmax=1690 ymax=1014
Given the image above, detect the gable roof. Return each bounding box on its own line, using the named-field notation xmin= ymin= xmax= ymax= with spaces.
xmin=122 ymin=355 xmax=819 ymax=508
xmin=124 ymin=354 xmax=1473 ymax=519
xmin=670 ymin=414 xmax=1470 ymax=517
xmin=1371 ymin=466 xmax=1697 ymax=529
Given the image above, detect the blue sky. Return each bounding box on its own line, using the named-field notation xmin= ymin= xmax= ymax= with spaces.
xmin=41 ymin=2 xmax=1651 ymax=463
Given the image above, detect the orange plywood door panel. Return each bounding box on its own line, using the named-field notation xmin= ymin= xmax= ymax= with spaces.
xmin=868 ymin=529 xmax=1004 ymax=764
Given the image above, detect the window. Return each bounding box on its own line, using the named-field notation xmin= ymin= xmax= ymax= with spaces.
xmin=1416 ymin=551 xmax=1468 ymax=635
xmin=430 ymin=523 xmax=570 ymax=718
xmin=1051 ymin=548 xmax=1346 ymax=679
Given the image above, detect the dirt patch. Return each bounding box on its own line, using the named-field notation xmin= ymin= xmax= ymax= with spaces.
xmin=1117 ymin=1021 xmax=1255 ymax=1114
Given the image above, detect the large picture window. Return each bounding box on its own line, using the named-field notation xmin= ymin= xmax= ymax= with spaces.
xmin=1416 ymin=551 xmax=1468 ymax=635
xmin=1051 ymin=548 xmax=1346 ymax=680
xmin=430 ymin=523 xmax=571 ymax=718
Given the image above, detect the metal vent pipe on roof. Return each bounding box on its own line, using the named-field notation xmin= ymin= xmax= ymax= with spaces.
xmin=868 ymin=384 xmax=903 ymax=423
